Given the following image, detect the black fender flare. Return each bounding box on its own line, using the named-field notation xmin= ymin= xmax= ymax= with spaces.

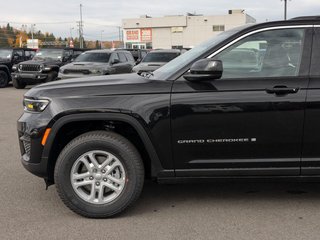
xmin=42 ymin=112 xmax=164 ymax=177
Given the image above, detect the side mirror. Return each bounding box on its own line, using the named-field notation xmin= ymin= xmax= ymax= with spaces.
xmin=13 ymin=54 xmax=19 ymax=61
xmin=112 ymin=58 xmax=120 ymax=64
xmin=183 ymin=59 xmax=223 ymax=82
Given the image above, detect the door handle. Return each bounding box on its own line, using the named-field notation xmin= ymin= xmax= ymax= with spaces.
xmin=265 ymin=86 xmax=299 ymax=95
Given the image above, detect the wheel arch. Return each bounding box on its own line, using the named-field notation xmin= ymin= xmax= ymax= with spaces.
xmin=43 ymin=113 xmax=164 ymax=183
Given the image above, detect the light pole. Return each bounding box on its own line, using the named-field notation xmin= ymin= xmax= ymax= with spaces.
xmin=100 ymin=30 xmax=104 ymax=49
xmin=70 ymin=27 xmax=74 ymax=39
xmin=31 ymin=24 xmax=36 ymax=40
xmin=79 ymin=4 xmax=84 ymax=48
xmin=30 ymin=24 xmax=36 ymax=48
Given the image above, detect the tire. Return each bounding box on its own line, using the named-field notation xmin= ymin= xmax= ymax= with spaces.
xmin=54 ymin=130 xmax=144 ymax=218
xmin=45 ymin=71 xmax=58 ymax=82
xmin=0 ymin=70 xmax=9 ymax=88
xmin=12 ymin=78 xmax=26 ymax=89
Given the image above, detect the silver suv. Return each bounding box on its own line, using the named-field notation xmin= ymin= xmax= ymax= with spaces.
xmin=58 ymin=49 xmax=135 ymax=79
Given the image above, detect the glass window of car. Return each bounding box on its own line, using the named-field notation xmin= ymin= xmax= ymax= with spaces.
xmin=0 ymin=49 xmax=12 ymax=60
xmin=125 ymin=53 xmax=134 ymax=62
xmin=118 ymin=53 xmax=127 ymax=63
xmin=33 ymin=49 xmax=64 ymax=60
xmin=74 ymin=52 xmax=111 ymax=63
xmin=142 ymin=52 xmax=180 ymax=63
xmin=13 ymin=50 xmax=23 ymax=57
xmin=212 ymin=28 xmax=305 ymax=79
xmin=110 ymin=53 xmax=120 ymax=63
xmin=25 ymin=50 xmax=35 ymax=59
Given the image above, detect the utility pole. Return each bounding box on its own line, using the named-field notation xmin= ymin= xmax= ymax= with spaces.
xmin=70 ymin=27 xmax=74 ymax=39
xmin=281 ymin=0 xmax=290 ymax=20
xmin=79 ymin=4 xmax=84 ymax=48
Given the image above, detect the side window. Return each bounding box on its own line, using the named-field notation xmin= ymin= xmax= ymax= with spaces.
xmin=125 ymin=53 xmax=134 ymax=62
xmin=13 ymin=50 xmax=23 ymax=58
xmin=110 ymin=53 xmax=120 ymax=63
xmin=64 ymin=50 xmax=72 ymax=58
xmin=118 ymin=53 xmax=127 ymax=63
xmin=213 ymin=28 xmax=305 ymax=79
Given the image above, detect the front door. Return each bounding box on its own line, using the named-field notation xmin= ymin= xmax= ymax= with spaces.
xmin=171 ymin=26 xmax=313 ymax=177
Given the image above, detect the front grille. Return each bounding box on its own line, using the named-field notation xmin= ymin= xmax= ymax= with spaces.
xmin=19 ymin=64 xmax=40 ymax=72
xmin=63 ymin=69 xmax=90 ymax=74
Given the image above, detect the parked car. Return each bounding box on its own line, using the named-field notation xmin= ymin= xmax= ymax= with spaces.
xmin=0 ymin=48 xmax=36 ymax=88
xmin=18 ymin=16 xmax=320 ymax=218
xmin=58 ymin=50 xmax=135 ymax=80
xmin=116 ymin=48 xmax=150 ymax=63
xmin=132 ymin=49 xmax=181 ymax=74
xmin=11 ymin=48 xmax=85 ymax=89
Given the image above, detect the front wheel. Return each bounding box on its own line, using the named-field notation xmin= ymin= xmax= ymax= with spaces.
xmin=45 ymin=71 xmax=58 ymax=82
xmin=12 ymin=78 xmax=26 ymax=89
xmin=0 ymin=70 xmax=9 ymax=88
xmin=54 ymin=131 xmax=144 ymax=218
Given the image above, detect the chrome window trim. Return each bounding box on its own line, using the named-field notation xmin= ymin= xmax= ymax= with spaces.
xmin=207 ymin=25 xmax=314 ymax=59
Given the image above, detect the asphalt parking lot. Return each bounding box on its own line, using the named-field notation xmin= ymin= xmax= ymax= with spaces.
xmin=2 ymin=86 xmax=320 ymax=240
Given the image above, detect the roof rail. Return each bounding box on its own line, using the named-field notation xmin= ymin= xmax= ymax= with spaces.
xmin=290 ymin=16 xmax=320 ymax=21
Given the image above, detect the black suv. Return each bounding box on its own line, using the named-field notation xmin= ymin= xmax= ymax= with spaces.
xmin=18 ymin=17 xmax=320 ymax=218
xmin=0 ymin=48 xmax=36 ymax=88
xmin=12 ymin=48 xmax=84 ymax=89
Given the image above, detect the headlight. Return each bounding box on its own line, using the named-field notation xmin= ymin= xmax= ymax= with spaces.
xmin=12 ymin=65 xmax=17 ymax=71
xmin=90 ymin=69 xmax=103 ymax=74
xmin=44 ymin=66 xmax=51 ymax=71
xmin=23 ymin=98 xmax=50 ymax=112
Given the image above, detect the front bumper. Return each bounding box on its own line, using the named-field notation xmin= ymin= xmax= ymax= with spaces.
xmin=17 ymin=112 xmax=51 ymax=178
xmin=12 ymin=72 xmax=49 ymax=84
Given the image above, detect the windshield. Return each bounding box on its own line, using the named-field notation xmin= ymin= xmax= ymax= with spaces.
xmin=33 ymin=49 xmax=63 ymax=61
xmin=151 ymin=25 xmax=251 ymax=80
xmin=142 ymin=52 xmax=180 ymax=63
xmin=75 ymin=52 xmax=111 ymax=63
xmin=0 ymin=49 xmax=12 ymax=60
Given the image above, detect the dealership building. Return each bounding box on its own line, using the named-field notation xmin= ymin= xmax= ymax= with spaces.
xmin=122 ymin=10 xmax=256 ymax=49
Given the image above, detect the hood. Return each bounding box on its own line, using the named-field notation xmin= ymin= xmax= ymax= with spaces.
xmin=61 ymin=62 xmax=108 ymax=69
xmin=133 ymin=62 xmax=166 ymax=72
xmin=0 ymin=59 xmax=10 ymax=64
xmin=20 ymin=59 xmax=62 ymax=65
xmin=25 ymin=73 xmax=172 ymax=99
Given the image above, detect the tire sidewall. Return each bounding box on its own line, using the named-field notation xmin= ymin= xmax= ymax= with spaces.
xmin=55 ymin=134 xmax=143 ymax=217
xmin=0 ymin=71 xmax=8 ymax=88
xmin=13 ymin=78 xmax=26 ymax=89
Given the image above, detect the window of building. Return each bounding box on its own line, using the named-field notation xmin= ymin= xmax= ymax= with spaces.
xmin=212 ymin=25 xmax=225 ymax=32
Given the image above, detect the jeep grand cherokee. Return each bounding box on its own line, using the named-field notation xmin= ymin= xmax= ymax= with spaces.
xmin=18 ymin=16 xmax=320 ymax=218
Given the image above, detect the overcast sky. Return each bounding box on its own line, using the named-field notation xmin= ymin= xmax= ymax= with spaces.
xmin=1 ymin=0 xmax=319 ymax=41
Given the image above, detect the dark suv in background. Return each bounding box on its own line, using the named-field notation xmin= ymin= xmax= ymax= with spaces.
xmin=11 ymin=48 xmax=84 ymax=89
xmin=132 ymin=49 xmax=182 ymax=74
xmin=0 ymin=48 xmax=36 ymax=88
xmin=58 ymin=50 xmax=135 ymax=79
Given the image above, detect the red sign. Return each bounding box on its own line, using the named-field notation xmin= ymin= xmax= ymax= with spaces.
xmin=126 ymin=30 xmax=140 ymax=41
xmin=140 ymin=28 xmax=152 ymax=42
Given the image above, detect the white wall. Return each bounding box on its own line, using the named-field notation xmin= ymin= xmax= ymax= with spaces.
xmin=123 ymin=11 xmax=256 ymax=49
